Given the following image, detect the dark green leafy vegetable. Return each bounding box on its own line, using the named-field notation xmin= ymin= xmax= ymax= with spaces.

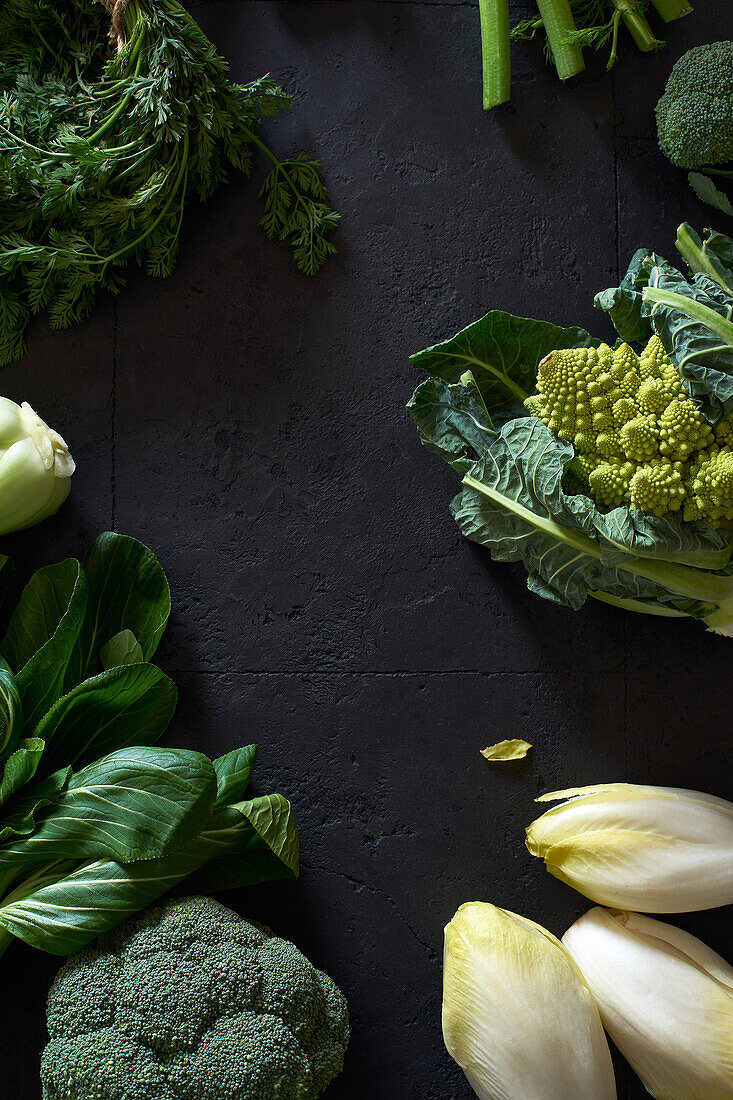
xmin=0 ymin=738 xmax=42 ymax=807
xmin=0 ymin=659 xmax=22 ymax=763
xmin=0 ymin=761 xmax=298 ymax=957
xmin=35 ymin=664 xmax=175 ymax=773
xmin=0 ymin=0 xmax=339 ymax=364
xmin=0 ymin=746 xmax=217 ymax=867
xmin=99 ymin=629 xmax=143 ymax=669
xmin=411 ymin=309 xmax=602 ymax=406
xmin=0 ymin=533 xmax=298 ymax=958
xmin=408 ymin=224 xmax=733 ymax=634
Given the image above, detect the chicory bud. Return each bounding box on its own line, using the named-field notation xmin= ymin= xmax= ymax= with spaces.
xmin=564 ymin=907 xmax=733 ymax=1100
xmin=442 ymin=902 xmax=616 ymax=1100
xmin=0 ymin=399 xmax=75 ymax=534
xmin=525 ymin=783 xmax=733 ymax=912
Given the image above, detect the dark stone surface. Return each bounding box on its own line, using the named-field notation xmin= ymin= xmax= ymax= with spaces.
xmin=2 ymin=2 xmax=731 ymax=1097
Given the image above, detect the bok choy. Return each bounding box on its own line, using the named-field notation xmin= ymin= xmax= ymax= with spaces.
xmin=0 ymin=533 xmax=298 ymax=959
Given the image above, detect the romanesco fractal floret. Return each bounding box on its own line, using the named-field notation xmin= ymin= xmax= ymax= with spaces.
xmin=629 ymin=459 xmax=686 ymax=517
xmin=587 ymin=459 xmax=634 ymax=509
xmin=40 ymin=896 xmax=350 ymax=1100
xmin=685 ymin=448 xmax=733 ymax=525
xmin=526 ymin=335 xmax=733 ymax=528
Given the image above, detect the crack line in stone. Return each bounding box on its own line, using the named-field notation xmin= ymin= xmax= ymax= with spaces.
xmin=166 ymin=666 xmax=625 ymax=676
xmin=301 ymin=861 xmax=438 ymax=960
xmin=111 ymin=298 xmax=118 ymax=530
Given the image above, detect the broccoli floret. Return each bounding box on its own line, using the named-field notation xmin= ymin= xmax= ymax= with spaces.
xmin=612 ymin=397 xmax=638 ymax=425
xmin=41 ymin=1030 xmax=178 ymax=1100
xmin=525 ymin=334 xmax=733 ymax=525
xmin=638 ymin=333 xmax=673 ymax=380
xmin=656 ymin=42 xmax=733 ymax=169
xmin=41 ymin=896 xmax=349 ymax=1100
xmin=169 ymin=1013 xmax=317 ymax=1099
xmin=637 ymin=377 xmax=672 ymax=414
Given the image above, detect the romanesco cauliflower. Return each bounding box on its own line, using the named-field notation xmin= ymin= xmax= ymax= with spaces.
xmin=524 ymin=335 xmax=733 ymax=525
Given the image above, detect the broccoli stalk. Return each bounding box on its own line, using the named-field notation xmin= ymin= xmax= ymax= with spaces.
xmin=649 ymin=0 xmax=693 ymax=20
xmin=535 ymin=0 xmax=586 ymax=80
xmin=478 ymin=0 xmax=511 ymax=108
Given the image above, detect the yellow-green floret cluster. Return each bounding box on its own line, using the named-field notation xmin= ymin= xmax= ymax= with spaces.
xmin=524 ymin=335 xmax=733 ymax=526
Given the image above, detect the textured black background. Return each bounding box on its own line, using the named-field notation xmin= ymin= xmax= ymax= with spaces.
xmin=3 ymin=2 xmax=732 ymax=1097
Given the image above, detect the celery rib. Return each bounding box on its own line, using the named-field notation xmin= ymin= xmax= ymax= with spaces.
xmin=479 ymin=0 xmax=511 ymax=109
xmin=649 ymin=0 xmax=693 ymax=21
xmin=614 ymin=1 xmax=664 ymax=53
xmin=535 ymin=0 xmax=585 ymax=81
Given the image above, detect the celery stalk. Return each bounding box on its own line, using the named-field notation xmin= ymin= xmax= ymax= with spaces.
xmin=615 ymin=1 xmax=664 ymax=53
xmin=479 ymin=0 xmax=511 ymax=109
xmin=649 ymin=0 xmax=693 ymax=21
xmin=535 ymin=0 xmax=585 ymax=80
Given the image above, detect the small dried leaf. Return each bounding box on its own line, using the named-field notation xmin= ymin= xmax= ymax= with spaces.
xmin=481 ymin=739 xmax=532 ymax=763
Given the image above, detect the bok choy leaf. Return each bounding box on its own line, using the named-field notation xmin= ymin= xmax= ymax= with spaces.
xmin=0 ymin=752 xmax=297 ymax=957
xmin=0 ymin=536 xmax=298 ymax=961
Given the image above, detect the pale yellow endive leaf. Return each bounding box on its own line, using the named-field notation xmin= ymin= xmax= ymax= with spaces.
xmin=442 ymin=902 xmax=616 ymax=1100
xmin=564 ymin=908 xmax=733 ymax=1100
xmin=526 ymin=783 xmax=733 ymax=912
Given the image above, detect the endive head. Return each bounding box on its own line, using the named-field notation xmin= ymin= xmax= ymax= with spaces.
xmin=0 ymin=399 xmax=75 ymax=534
xmin=526 ymin=782 xmax=733 ymax=912
xmin=442 ymin=902 xmax=616 ymax=1100
xmin=563 ymin=908 xmax=733 ymax=1100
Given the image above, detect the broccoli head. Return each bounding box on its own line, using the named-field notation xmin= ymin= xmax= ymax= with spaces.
xmin=41 ymin=896 xmax=349 ymax=1100
xmin=656 ymin=42 xmax=733 ymax=169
